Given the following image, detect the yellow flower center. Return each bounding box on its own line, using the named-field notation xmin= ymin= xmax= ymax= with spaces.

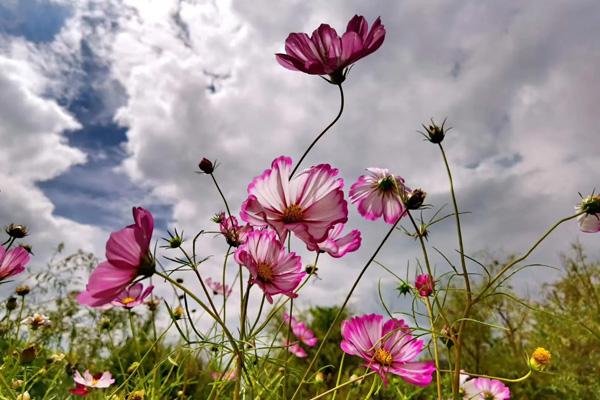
xmin=374 ymin=348 xmax=393 ymax=366
xmin=483 ymin=392 xmax=494 ymax=400
xmin=532 ymin=347 xmax=551 ymax=366
xmin=121 ymin=297 xmax=136 ymax=305
xmin=257 ymin=262 xmax=274 ymax=282
xmin=282 ymin=204 xmax=304 ymax=223
xmin=91 ymin=378 xmax=99 ymax=386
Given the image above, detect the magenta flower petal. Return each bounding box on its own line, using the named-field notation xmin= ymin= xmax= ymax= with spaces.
xmin=350 ymin=168 xmax=408 ymax=224
xmin=287 ymin=341 xmax=308 ymax=358
xmin=307 ymin=223 xmax=361 ymax=258
xmin=0 ymin=245 xmax=29 ymax=281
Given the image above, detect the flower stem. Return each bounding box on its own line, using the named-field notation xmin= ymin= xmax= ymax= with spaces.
xmin=425 ymin=297 xmax=443 ymax=400
xmin=290 ymin=218 xmax=401 ymax=400
xmin=290 ymin=84 xmax=344 ymax=177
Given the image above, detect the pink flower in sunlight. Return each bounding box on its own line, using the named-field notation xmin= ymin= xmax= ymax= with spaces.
xmin=217 ymin=212 xmax=252 ymax=247
xmin=307 ymin=222 xmax=361 ymax=258
xmin=415 ymin=274 xmax=435 ymax=297
xmin=73 ymin=370 xmax=115 ymax=389
xmin=283 ymin=313 xmax=318 ymax=347
xmin=349 ymin=168 xmax=409 ymax=224
xmin=576 ymin=194 xmax=600 ymax=233
xmin=0 ymin=245 xmax=29 ymax=282
xmin=276 ymin=15 xmax=386 ymax=84
xmin=205 ymin=277 xmax=233 ymax=298
xmin=77 ymin=207 xmax=155 ymax=307
xmin=241 ymin=156 xmax=347 ymax=249
xmin=211 ymin=370 xmax=236 ymax=381
xmin=68 ymin=383 xmax=89 ymax=396
xmin=111 ymin=283 xmax=154 ymax=309
xmin=462 ymin=377 xmax=510 ymax=400
xmin=234 ymin=229 xmax=304 ymax=303
xmin=286 ymin=341 xmax=308 ymax=358
xmin=340 ymin=314 xmax=435 ymax=386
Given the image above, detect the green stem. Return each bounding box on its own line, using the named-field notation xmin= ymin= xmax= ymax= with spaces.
xmin=425 ymin=297 xmax=443 ymax=400
xmin=290 ymin=84 xmax=344 ymax=177
xmin=331 ymin=353 xmax=345 ymax=400
xmin=364 ymin=375 xmax=378 ymax=399
xmin=308 ymin=371 xmax=376 ymax=400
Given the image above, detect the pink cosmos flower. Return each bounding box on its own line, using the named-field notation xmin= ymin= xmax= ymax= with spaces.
xmin=276 ymin=15 xmax=386 ymax=84
xmin=576 ymin=195 xmax=600 ymax=233
xmin=73 ymin=370 xmax=115 ymax=389
xmin=234 ymin=229 xmax=304 ymax=303
xmin=283 ymin=312 xmax=318 ymax=347
xmin=415 ymin=274 xmax=434 ymax=297
xmin=462 ymin=377 xmax=510 ymax=400
xmin=306 ymin=222 xmax=361 ymax=258
xmin=218 ymin=212 xmax=252 ymax=247
xmin=241 ymin=156 xmax=347 ymax=249
xmin=349 ymin=168 xmax=409 ymax=224
xmin=211 ymin=369 xmax=236 ymax=381
xmin=77 ymin=207 xmax=155 ymax=307
xmin=0 ymin=245 xmax=29 ymax=282
xmin=205 ymin=277 xmax=233 ymax=298
xmin=69 ymin=383 xmax=89 ymax=396
xmin=340 ymin=314 xmax=435 ymax=386
xmin=286 ymin=341 xmax=308 ymax=358
xmin=111 ymin=283 xmax=154 ymax=309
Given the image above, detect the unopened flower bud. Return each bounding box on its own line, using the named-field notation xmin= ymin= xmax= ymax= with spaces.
xmin=7 ymin=296 xmax=18 ymax=310
xmin=415 ymin=274 xmax=435 ymax=297
xmin=529 ymin=347 xmax=551 ymax=371
xmin=172 ymin=305 xmax=184 ymax=320
xmin=315 ymin=371 xmax=325 ymax=383
xmin=421 ymin=118 xmax=450 ymax=144
xmin=15 ymin=285 xmax=30 ymax=297
xmin=405 ymin=189 xmax=427 ymax=210
xmin=127 ymin=390 xmax=145 ymax=400
xmin=198 ymin=158 xmax=215 ymax=174
xmin=11 ymin=379 xmax=24 ymax=389
xmin=99 ymin=317 xmax=111 ymax=330
xmin=127 ymin=362 xmax=140 ymax=374
xmin=5 ymin=223 xmax=28 ymax=239
xmin=16 ymin=391 xmax=31 ymax=400
xmin=305 ymin=264 xmax=318 ymax=275
xmin=397 ymin=281 xmax=411 ymax=296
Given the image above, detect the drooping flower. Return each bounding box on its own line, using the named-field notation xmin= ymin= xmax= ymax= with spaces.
xmin=349 ymin=168 xmax=409 ymax=224
xmin=286 ymin=341 xmax=308 ymax=358
xmin=306 ymin=223 xmax=361 ymax=258
xmin=576 ymin=194 xmax=600 ymax=233
xmin=415 ymin=274 xmax=435 ymax=297
xmin=21 ymin=313 xmax=51 ymax=330
xmin=73 ymin=370 xmax=115 ymax=389
xmin=0 ymin=245 xmax=30 ymax=282
xmin=241 ymin=156 xmax=347 ymax=249
xmin=111 ymin=283 xmax=154 ymax=309
xmin=283 ymin=312 xmax=318 ymax=347
xmin=276 ymin=15 xmax=386 ymax=84
xmin=217 ymin=212 xmax=252 ymax=247
xmin=205 ymin=277 xmax=233 ymax=298
xmin=77 ymin=207 xmax=155 ymax=307
xmin=234 ymin=229 xmax=304 ymax=303
xmin=340 ymin=314 xmax=435 ymax=386
xmin=462 ymin=377 xmax=510 ymax=400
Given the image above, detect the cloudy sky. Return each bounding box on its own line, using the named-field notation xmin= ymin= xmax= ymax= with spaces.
xmin=1 ymin=0 xmax=599 ymax=317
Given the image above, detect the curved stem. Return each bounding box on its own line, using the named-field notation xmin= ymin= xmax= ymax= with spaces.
xmin=291 ymin=218 xmax=401 ymax=400
xmin=290 ymin=84 xmax=344 ymax=177
xmin=442 ymin=369 xmax=532 ymax=383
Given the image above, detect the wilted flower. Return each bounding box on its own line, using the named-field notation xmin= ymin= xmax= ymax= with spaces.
xmin=241 ymin=156 xmax=348 ymax=249
xmin=276 ymin=15 xmax=386 ymax=84
xmin=462 ymin=377 xmax=510 ymax=400
xmin=415 ymin=274 xmax=435 ymax=297
xmin=198 ymin=158 xmax=215 ymax=174
xmin=73 ymin=370 xmax=115 ymax=389
xmin=111 ymin=283 xmax=154 ymax=309
xmin=529 ymin=347 xmax=551 ymax=371
xmin=404 ymin=189 xmax=427 ymax=210
xmin=576 ymin=194 xmax=600 ymax=233
xmin=15 ymin=285 xmax=30 ymax=296
xmin=20 ymin=345 xmax=38 ymax=364
xmin=5 ymin=223 xmax=28 ymax=238
xmin=21 ymin=313 xmax=51 ymax=330
xmin=234 ymin=229 xmax=305 ymax=303
xmin=78 ymin=207 xmax=155 ymax=307
xmin=217 ymin=212 xmax=251 ymax=247
xmin=0 ymin=245 xmax=30 ymax=282
xmin=340 ymin=314 xmax=435 ymax=385
xmin=205 ymin=277 xmax=232 ymax=298
xmin=306 ymin=222 xmax=361 ymax=258
xmin=350 ymin=168 xmax=409 ymax=224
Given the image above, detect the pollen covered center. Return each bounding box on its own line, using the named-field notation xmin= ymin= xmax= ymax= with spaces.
xmin=374 ymin=348 xmax=393 ymax=366
xmin=282 ymin=204 xmax=304 ymax=223
xmin=121 ymin=297 xmax=136 ymax=305
xmin=257 ymin=262 xmax=274 ymax=282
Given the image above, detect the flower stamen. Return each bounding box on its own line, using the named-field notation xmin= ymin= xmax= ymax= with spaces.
xmin=374 ymin=348 xmax=393 ymax=366
xmin=257 ymin=262 xmax=274 ymax=282
xmin=282 ymin=204 xmax=304 ymax=223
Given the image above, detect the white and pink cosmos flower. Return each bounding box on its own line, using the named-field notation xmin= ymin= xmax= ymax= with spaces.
xmin=462 ymin=377 xmax=510 ymax=399
xmin=576 ymin=194 xmax=600 ymax=233
xmin=111 ymin=283 xmax=154 ymax=309
xmin=218 ymin=212 xmax=252 ymax=247
xmin=350 ymin=168 xmax=408 ymax=224
xmin=286 ymin=341 xmax=308 ymax=358
xmin=73 ymin=370 xmax=115 ymax=389
xmin=283 ymin=312 xmax=318 ymax=347
xmin=307 ymin=222 xmax=361 ymax=258
xmin=0 ymin=245 xmax=30 ymax=282
xmin=241 ymin=156 xmax=348 ymax=249
xmin=205 ymin=277 xmax=233 ymax=298
xmin=234 ymin=229 xmax=305 ymax=303
xmin=78 ymin=207 xmax=155 ymax=307
xmin=340 ymin=314 xmax=435 ymax=386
